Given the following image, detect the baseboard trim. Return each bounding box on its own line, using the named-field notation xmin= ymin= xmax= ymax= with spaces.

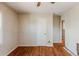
xmin=6 ymin=45 xmax=18 ymax=56
xmin=18 ymin=45 xmax=53 ymax=47
xmin=63 ymin=47 xmax=77 ymax=56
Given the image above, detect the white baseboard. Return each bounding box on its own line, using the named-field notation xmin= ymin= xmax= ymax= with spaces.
xmin=6 ymin=45 xmax=18 ymax=56
xmin=18 ymin=44 xmax=53 ymax=47
xmin=63 ymin=47 xmax=77 ymax=56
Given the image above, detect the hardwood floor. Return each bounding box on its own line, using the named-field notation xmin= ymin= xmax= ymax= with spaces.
xmin=8 ymin=44 xmax=71 ymax=56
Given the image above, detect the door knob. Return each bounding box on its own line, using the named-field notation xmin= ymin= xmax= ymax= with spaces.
xmin=44 ymin=33 xmax=47 ymax=35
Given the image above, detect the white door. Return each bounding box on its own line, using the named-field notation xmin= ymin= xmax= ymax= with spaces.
xmin=36 ymin=17 xmax=48 ymax=46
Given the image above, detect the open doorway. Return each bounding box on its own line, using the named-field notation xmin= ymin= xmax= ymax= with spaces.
xmin=61 ymin=20 xmax=65 ymax=46
xmin=53 ymin=14 xmax=65 ymax=46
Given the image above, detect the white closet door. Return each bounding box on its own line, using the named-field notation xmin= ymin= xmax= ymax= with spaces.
xmin=36 ymin=16 xmax=48 ymax=46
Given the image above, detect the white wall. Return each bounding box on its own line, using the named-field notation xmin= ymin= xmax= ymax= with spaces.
xmin=0 ymin=3 xmax=18 ymax=56
xmin=18 ymin=13 xmax=53 ymax=46
xmin=53 ymin=15 xmax=61 ymax=43
xmin=0 ymin=11 xmax=2 ymax=45
xmin=62 ymin=3 xmax=79 ymax=55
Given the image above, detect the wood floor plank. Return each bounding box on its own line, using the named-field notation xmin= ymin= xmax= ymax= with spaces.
xmin=8 ymin=44 xmax=71 ymax=56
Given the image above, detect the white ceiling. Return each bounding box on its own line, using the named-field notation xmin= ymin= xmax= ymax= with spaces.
xmin=6 ymin=2 xmax=76 ymax=15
